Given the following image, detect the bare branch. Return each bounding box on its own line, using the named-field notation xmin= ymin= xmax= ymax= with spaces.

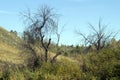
xmin=88 ymin=23 xmax=99 ymax=35
xmin=22 ymin=5 xmax=58 ymax=62
xmin=76 ymin=19 xmax=116 ymax=52
xmin=51 ymin=52 xmax=62 ymax=63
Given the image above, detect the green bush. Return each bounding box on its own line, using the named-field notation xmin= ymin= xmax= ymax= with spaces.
xmin=80 ymin=48 xmax=120 ymax=80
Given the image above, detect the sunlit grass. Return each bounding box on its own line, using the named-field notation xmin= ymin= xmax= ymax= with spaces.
xmin=0 ymin=26 xmax=30 ymax=65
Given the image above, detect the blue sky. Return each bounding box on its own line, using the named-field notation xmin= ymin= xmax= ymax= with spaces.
xmin=0 ymin=0 xmax=120 ymax=45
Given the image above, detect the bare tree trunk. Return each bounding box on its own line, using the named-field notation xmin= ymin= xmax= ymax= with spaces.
xmin=45 ymin=49 xmax=48 ymax=62
xmin=40 ymin=36 xmax=51 ymax=62
xmin=51 ymin=52 xmax=62 ymax=63
xmin=56 ymin=33 xmax=60 ymax=46
xmin=45 ymin=38 xmax=51 ymax=62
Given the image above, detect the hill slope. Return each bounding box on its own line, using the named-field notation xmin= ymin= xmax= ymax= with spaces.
xmin=0 ymin=27 xmax=120 ymax=80
xmin=0 ymin=27 xmax=32 ymax=68
xmin=0 ymin=26 xmax=77 ymax=67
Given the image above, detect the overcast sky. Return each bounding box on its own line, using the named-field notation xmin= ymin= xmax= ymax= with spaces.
xmin=0 ymin=0 xmax=120 ymax=45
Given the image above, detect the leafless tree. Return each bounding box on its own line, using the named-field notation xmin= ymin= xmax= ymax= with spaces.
xmin=76 ymin=19 xmax=116 ymax=52
xmin=55 ymin=22 xmax=65 ymax=46
xmin=50 ymin=22 xmax=65 ymax=63
xmin=22 ymin=5 xmax=58 ymax=62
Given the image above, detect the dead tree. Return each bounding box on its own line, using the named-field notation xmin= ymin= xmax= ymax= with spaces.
xmin=76 ymin=19 xmax=116 ymax=52
xmin=50 ymin=22 xmax=65 ymax=63
xmin=22 ymin=5 xmax=58 ymax=62
xmin=55 ymin=22 xmax=65 ymax=46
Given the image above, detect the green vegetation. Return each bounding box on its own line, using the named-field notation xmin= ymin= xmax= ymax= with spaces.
xmin=0 ymin=26 xmax=120 ymax=80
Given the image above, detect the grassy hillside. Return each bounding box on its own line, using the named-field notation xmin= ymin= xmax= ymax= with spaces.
xmin=0 ymin=26 xmax=77 ymax=66
xmin=0 ymin=27 xmax=32 ymax=68
xmin=0 ymin=27 xmax=119 ymax=80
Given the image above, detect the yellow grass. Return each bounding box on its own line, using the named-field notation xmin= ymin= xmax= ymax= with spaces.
xmin=33 ymin=45 xmax=79 ymax=63
xmin=0 ymin=41 xmax=24 ymax=64
xmin=0 ymin=26 xmax=31 ymax=65
xmin=0 ymin=26 xmax=78 ymax=66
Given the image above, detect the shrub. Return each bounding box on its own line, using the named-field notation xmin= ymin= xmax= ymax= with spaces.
xmin=80 ymin=48 xmax=120 ymax=80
